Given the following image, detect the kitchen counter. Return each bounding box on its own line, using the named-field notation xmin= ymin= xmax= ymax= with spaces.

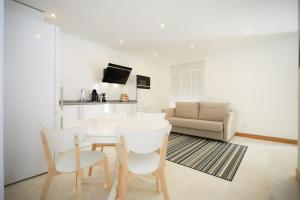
xmin=61 ymin=100 xmax=138 ymax=106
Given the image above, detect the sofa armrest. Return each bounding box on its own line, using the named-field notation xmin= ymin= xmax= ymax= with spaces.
xmin=223 ymin=111 xmax=238 ymax=142
xmin=161 ymin=108 xmax=175 ymax=118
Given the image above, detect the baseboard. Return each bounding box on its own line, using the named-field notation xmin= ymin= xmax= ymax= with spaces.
xmin=296 ymin=168 xmax=300 ymax=184
xmin=235 ymin=132 xmax=298 ymax=145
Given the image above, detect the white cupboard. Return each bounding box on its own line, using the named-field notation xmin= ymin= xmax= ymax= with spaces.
xmin=115 ymin=104 xmax=135 ymax=114
xmin=63 ymin=103 xmax=136 ymax=127
xmin=80 ymin=104 xmax=104 ymax=119
xmin=4 ymin=1 xmax=59 ymax=184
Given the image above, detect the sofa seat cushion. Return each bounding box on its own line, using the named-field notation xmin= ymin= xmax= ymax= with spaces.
xmin=167 ymin=117 xmax=223 ymax=132
xmin=175 ymin=102 xmax=199 ymax=119
xmin=199 ymin=102 xmax=231 ymax=122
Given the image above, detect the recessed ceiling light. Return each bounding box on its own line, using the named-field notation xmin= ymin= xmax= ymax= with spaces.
xmin=245 ymin=30 xmax=251 ymax=35
xmin=50 ymin=13 xmax=56 ymax=18
xmin=160 ymin=23 xmax=165 ymax=28
xmin=119 ymin=40 xmax=124 ymax=44
xmin=35 ymin=34 xmax=41 ymax=39
xmin=154 ymin=52 xmax=158 ymax=57
xmin=190 ymin=44 xmax=195 ymax=48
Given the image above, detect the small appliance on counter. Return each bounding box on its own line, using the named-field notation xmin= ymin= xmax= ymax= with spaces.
xmin=90 ymin=89 xmax=100 ymax=102
xmin=100 ymin=93 xmax=106 ymax=102
xmin=120 ymin=93 xmax=129 ymax=102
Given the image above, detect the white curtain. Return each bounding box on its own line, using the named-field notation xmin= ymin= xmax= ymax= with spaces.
xmin=170 ymin=61 xmax=205 ymax=105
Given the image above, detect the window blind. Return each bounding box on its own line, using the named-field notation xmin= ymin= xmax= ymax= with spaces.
xmin=170 ymin=61 xmax=205 ymax=105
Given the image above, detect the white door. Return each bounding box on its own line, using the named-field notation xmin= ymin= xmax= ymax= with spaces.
xmin=4 ymin=4 xmax=57 ymax=184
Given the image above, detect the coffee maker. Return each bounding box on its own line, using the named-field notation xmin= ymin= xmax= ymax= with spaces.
xmin=90 ymin=89 xmax=99 ymax=102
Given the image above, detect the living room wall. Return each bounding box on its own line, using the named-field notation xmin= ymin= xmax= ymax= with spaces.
xmin=166 ymin=33 xmax=298 ymax=139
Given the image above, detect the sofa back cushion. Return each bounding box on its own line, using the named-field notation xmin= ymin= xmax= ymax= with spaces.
xmin=198 ymin=102 xmax=231 ymax=122
xmin=175 ymin=102 xmax=199 ymax=119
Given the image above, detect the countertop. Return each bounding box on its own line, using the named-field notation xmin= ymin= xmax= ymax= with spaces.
xmin=61 ymin=100 xmax=138 ymax=106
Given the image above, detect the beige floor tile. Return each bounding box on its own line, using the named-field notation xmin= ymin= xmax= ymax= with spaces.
xmin=4 ymin=136 xmax=300 ymax=200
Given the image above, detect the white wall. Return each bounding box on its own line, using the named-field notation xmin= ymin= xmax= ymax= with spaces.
xmin=298 ymin=69 xmax=300 ymax=171
xmin=297 ymin=0 xmax=300 ymax=175
xmin=60 ymin=32 xmax=169 ymax=112
xmin=0 ymin=0 xmax=3 ymax=197
xmin=166 ymin=33 xmax=298 ymax=139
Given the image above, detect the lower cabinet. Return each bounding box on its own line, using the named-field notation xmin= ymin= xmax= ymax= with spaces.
xmin=115 ymin=104 xmax=134 ymax=114
xmin=63 ymin=103 xmax=136 ymax=127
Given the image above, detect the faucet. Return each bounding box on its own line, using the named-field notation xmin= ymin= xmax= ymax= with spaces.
xmin=80 ymin=88 xmax=86 ymax=103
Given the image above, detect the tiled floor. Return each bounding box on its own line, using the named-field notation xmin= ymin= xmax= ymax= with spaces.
xmin=5 ymin=136 xmax=300 ymax=200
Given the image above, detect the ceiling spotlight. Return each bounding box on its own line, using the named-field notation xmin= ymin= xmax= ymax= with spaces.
xmin=35 ymin=34 xmax=41 ymax=39
xmin=160 ymin=23 xmax=165 ymax=28
xmin=50 ymin=13 xmax=56 ymax=18
xmin=154 ymin=52 xmax=158 ymax=57
xmin=190 ymin=44 xmax=195 ymax=48
xmin=119 ymin=40 xmax=124 ymax=44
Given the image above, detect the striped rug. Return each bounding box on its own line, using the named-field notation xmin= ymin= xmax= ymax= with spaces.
xmin=166 ymin=132 xmax=248 ymax=181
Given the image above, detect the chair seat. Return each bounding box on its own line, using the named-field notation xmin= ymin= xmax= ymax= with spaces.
xmin=127 ymin=152 xmax=160 ymax=174
xmin=55 ymin=151 xmax=106 ymax=173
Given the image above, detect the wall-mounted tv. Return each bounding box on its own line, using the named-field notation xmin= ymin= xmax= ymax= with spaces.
xmin=102 ymin=63 xmax=132 ymax=84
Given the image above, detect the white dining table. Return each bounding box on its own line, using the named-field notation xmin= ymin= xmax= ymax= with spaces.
xmin=65 ymin=116 xmax=170 ymax=200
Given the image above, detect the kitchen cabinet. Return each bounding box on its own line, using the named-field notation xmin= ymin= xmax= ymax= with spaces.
xmin=63 ymin=103 xmax=136 ymax=128
xmin=81 ymin=104 xmax=104 ymax=119
xmin=115 ymin=104 xmax=134 ymax=115
xmin=63 ymin=105 xmax=80 ymax=127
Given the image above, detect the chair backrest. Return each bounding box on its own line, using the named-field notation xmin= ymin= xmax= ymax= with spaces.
xmin=116 ymin=124 xmax=171 ymax=154
xmin=42 ymin=126 xmax=87 ymax=155
xmin=137 ymin=112 xmax=166 ymax=120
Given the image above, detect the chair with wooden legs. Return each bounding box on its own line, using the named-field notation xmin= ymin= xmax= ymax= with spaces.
xmin=116 ymin=124 xmax=172 ymax=200
xmin=88 ymin=112 xmax=127 ymax=176
xmin=40 ymin=127 xmax=111 ymax=200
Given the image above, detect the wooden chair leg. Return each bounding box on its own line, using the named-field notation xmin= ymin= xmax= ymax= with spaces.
xmin=88 ymin=144 xmax=96 ymax=176
xmin=117 ymin=163 xmax=123 ymax=198
xmin=156 ymin=176 xmax=160 ymax=193
xmin=102 ymin=158 xmax=111 ymax=188
xmin=118 ymin=163 xmax=128 ymax=200
xmin=120 ymin=171 xmax=128 ymax=200
xmin=158 ymin=169 xmax=169 ymax=200
xmin=76 ymin=170 xmax=82 ymax=200
xmin=40 ymin=172 xmax=54 ymax=200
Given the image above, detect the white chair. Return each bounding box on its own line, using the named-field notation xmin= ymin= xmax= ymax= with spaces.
xmin=137 ymin=112 xmax=166 ymax=120
xmin=116 ymin=124 xmax=172 ymax=200
xmin=40 ymin=127 xmax=111 ymax=200
xmin=88 ymin=112 xmax=127 ymax=176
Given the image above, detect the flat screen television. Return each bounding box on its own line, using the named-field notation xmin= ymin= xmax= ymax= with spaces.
xmin=102 ymin=63 xmax=132 ymax=84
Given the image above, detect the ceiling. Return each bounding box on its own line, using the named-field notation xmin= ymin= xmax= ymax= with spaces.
xmin=16 ymin=0 xmax=298 ymax=62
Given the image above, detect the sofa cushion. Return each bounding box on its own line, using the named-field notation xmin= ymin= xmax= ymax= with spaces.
xmin=175 ymin=102 xmax=199 ymax=119
xmin=198 ymin=102 xmax=231 ymax=122
xmin=167 ymin=117 xmax=223 ymax=132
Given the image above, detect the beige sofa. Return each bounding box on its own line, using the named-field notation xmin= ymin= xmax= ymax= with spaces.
xmin=162 ymin=102 xmax=237 ymax=142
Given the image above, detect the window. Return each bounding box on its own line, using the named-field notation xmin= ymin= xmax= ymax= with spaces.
xmin=170 ymin=61 xmax=205 ymax=105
